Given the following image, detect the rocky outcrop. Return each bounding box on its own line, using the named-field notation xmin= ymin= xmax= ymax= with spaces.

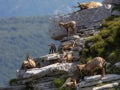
xmin=49 ymin=4 xmax=112 ymax=40
xmin=17 ymin=62 xmax=79 ymax=79
xmin=77 ymin=74 xmax=120 ymax=90
xmin=5 ymin=0 xmax=120 ymax=90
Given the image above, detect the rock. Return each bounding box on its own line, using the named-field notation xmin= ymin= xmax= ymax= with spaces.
xmin=21 ymin=62 xmax=78 ymax=78
xmin=0 ymin=85 xmax=25 ymax=90
xmin=61 ymin=77 xmax=72 ymax=88
xmin=93 ymin=82 xmax=119 ymax=90
xmin=102 ymin=0 xmax=120 ymax=4
xmin=34 ymin=81 xmax=57 ymax=90
xmin=16 ymin=70 xmax=26 ymax=78
xmin=115 ymin=62 xmax=120 ymax=68
xmin=43 ymin=53 xmax=60 ymax=61
xmin=101 ymin=74 xmax=120 ymax=82
xmin=77 ymin=74 xmax=120 ymax=88
xmin=84 ymin=75 xmax=102 ymax=82
xmin=61 ymin=40 xmax=74 ymax=46
xmin=78 ymin=81 xmax=120 ymax=90
xmin=112 ymin=10 xmax=120 ymax=16
xmin=61 ymin=35 xmax=80 ymax=42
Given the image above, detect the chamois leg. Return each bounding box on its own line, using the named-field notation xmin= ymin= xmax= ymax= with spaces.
xmin=67 ymin=29 xmax=69 ymax=38
xmin=72 ymin=27 xmax=76 ymax=35
xmin=101 ymin=67 xmax=105 ymax=77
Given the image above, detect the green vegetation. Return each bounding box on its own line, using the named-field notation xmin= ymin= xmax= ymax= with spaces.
xmin=82 ymin=16 xmax=120 ymax=73
xmin=54 ymin=77 xmax=65 ymax=88
xmin=112 ymin=4 xmax=120 ymax=11
xmin=9 ymin=78 xmax=18 ymax=86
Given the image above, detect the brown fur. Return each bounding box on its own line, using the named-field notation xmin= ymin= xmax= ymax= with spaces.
xmin=64 ymin=53 xmax=73 ymax=63
xmin=77 ymin=57 xmax=105 ymax=77
xmin=21 ymin=55 xmax=36 ymax=70
xmin=62 ymin=41 xmax=75 ymax=52
xmin=59 ymin=53 xmax=73 ymax=63
xmin=59 ymin=21 xmax=76 ymax=37
xmin=74 ymin=1 xmax=102 ymax=11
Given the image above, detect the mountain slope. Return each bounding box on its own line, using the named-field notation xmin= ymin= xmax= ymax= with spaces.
xmin=0 ymin=16 xmax=59 ymax=86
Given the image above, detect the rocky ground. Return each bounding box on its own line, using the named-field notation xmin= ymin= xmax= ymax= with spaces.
xmin=1 ymin=0 xmax=120 ymax=90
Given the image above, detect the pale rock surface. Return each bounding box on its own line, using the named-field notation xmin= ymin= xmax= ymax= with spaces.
xmin=77 ymin=74 xmax=120 ymax=88
xmin=93 ymin=82 xmax=119 ymax=90
xmin=84 ymin=75 xmax=102 ymax=82
xmin=115 ymin=62 xmax=120 ymax=68
xmin=42 ymin=53 xmax=60 ymax=61
xmin=61 ymin=35 xmax=80 ymax=42
xmin=21 ymin=62 xmax=78 ymax=78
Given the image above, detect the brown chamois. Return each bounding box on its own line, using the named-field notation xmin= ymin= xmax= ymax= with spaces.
xmin=20 ymin=54 xmax=36 ymax=70
xmin=62 ymin=41 xmax=75 ymax=52
xmin=70 ymin=57 xmax=106 ymax=87
xmin=59 ymin=21 xmax=77 ymax=37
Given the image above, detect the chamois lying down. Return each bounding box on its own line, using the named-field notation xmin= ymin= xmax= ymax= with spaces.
xmin=59 ymin=21 xmax=77 ymax=37
xmin=71 ymin=57 xmax=106 ymax=87
xmin=20 ymin=55 xmax=36 ymax=70
xmin=74 ymin=1 xmax=102 ymax=11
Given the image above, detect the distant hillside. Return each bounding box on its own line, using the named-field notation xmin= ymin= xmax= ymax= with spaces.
xmin=0 ymin=0 xmax=102 ymax=17
xmin=0 ymin=16 xmax=59 ymax=86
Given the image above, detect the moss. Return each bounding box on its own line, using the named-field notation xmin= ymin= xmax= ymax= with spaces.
xmin=9 ymin=78 xmax=18 ymax=86
xmin=53 ymin=77 xmax=65 ymax=88
xmin=112 ymin=4 xmax=120 ymax=12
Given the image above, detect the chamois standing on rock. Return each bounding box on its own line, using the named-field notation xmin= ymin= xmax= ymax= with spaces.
xmin=20 ymin=54 xmax=36 ymax=70
xmin=70 ymin=57 xmax=106 ymax=87
xmin=48 ymin=43 xmax=56 ymax=54
xmin=74 ymin=1 xmax=102 ymax=12
xmin=62 ymin=41 xmax=75 ymax=52
xmin=59 ymin=21 xmax=77 ymax=37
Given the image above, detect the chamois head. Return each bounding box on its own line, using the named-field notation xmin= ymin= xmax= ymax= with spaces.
xmin=59 ymin=22 xmax=65 ymax=28
xmin=77 ymin=64 xmax=86 ymax=72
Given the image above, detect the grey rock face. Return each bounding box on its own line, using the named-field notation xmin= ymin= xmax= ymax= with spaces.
xmin=102 ymin=0 xmax=120 ymax=4
xmin=93 ymin=82 xmax=119 ymax=90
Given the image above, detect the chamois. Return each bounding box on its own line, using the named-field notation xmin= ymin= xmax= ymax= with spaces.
xmin=59 ymin=21 xmax=77 ymax=37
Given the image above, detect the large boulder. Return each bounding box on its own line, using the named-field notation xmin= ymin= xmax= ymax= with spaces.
xmin=77 ymin=74 xmax=120 ymax=88
xmin=17 ymin=62 xmax=79 ymax=79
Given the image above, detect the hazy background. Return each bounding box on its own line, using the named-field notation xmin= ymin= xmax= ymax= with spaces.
xmin=0 ymin=0 xmax=102 ymax=86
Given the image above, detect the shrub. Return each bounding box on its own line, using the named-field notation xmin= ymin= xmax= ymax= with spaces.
xmin=9 ymin=78 xmax=18 ymax=86
xmin=112 ymin=4 xmax=120 ymax=11
xmin=54 ymin=77 xmax=65 ymax=88
xmin=82 ymin=16 xmax=120 ymax=68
